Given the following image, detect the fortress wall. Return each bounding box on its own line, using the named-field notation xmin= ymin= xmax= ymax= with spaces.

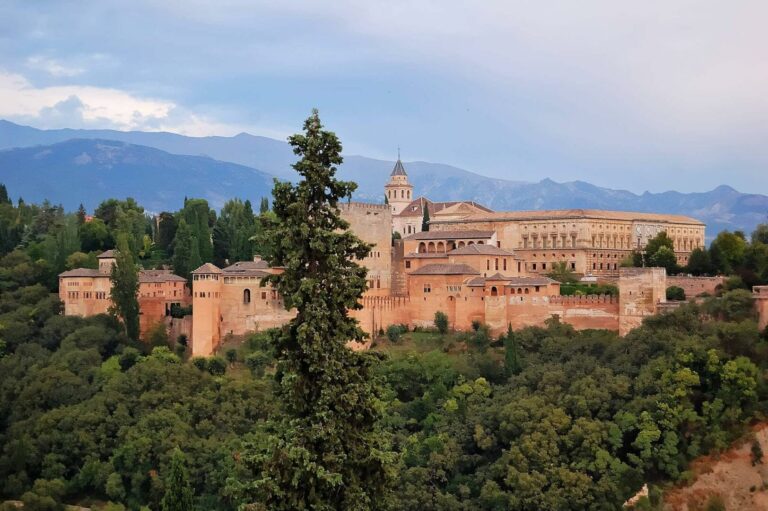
xmin=498 ymin=295 xmax=619 ymax=334
xmin=352 ymin=295 xmax=413 ymax=336
xmin=340 ymin=202 xmax=393 ymax=292
xmin=618 ymin=267 xmax=667 ymax=336
xmin=667 ymin=275 xmax=725 ymax=298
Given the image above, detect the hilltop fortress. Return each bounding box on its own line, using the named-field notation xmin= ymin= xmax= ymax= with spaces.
xmin=60 ymin=159 xmax=767 ymax=357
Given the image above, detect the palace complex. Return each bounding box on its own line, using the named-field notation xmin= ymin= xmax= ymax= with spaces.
xmin=58 ymin=158 xmax=768 ymax=357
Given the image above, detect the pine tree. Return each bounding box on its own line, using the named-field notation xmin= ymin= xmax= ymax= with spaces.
xmin=237 ymin=109 xmax=393 ymax=510
xmin=161 ymin=448 xmax=194 ymax=511
xmin=109 ymin=234 xmax=140 ymax=341
xmin=0 ymin=184 xmax=10 ymax=204
xmin=422 ymin=204 xmax=430 ymax=231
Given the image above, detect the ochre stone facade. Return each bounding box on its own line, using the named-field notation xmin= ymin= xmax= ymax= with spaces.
xmin=59 ymin=158 xmax=714 ymax=356
xmin=755 ymin=286 xmax=768 ymax=331
xmin=429 ymin=210 xmax=705 ymax=277
xmin=667 ymin=275 xmax=726 ymax=299
xmin=59 ymin=251 xmax=191 ymax=338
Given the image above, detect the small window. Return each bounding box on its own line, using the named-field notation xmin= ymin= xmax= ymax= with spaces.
xmin=405 ymin=260 xmax=411 ymax=269
xmin=243 ymin=289 xmax=251 ymax=304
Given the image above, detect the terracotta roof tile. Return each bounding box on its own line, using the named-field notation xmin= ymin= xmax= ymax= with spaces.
xmin=409 ymin=263 xmax=481 ymax=276
xmin=404 ymin=230 xmax=495 ymax=241
xmin=432 ymin=208 xmax=704 ymax=225
xmin=448 ymin=244 xmax=515 ymax=256
xmin=191 ymin=263 xmax=222 ymax=274
xmin=59 ymin=268 xmax=104 ymax=278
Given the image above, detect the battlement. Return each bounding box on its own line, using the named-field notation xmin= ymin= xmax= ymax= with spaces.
xmin=339 ymin=202 xmax=390 ymax=212
xmin=550 ymin=294 xmax=617 ymax=305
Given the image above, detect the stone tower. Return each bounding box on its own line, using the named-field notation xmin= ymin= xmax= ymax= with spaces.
xmin=191 ymin=263 xmax=223 ymax=357
xmin=98 ymin=250 xmax=117 ymax=275
xmin=755 ymin=286 xmax=768 ymax=331
xmin=384 ymin=157 xmax=413 ymax=216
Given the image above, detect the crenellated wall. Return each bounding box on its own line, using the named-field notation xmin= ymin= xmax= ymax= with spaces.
xmin=667 ymin=275 xmax=726 ymax=299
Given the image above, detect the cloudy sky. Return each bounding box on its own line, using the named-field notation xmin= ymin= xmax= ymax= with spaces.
xmin=2 ymin=1 xmax=767 ymax=193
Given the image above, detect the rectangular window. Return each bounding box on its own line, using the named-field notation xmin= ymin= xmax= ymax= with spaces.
xmin=405 ymin=261 xmax=411 ymax=269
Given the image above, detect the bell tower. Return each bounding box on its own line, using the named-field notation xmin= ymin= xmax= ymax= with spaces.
xmin=384 ymin=152 xmax=413 ymax=216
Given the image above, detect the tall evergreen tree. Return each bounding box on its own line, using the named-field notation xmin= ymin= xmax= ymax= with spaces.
xmin=259 ymin=197 xmax=269 ymax=214
xmin=237 ymin=110 xmax=393 ymax=510
xmin=160 ymin=448 xmax=194 ymax=511
xmin=171 ymin=219 xmax=194 ymax=281
xmin=0 ymin=184 xmax=10 ymax=205
xmin=421 ymin=204 xmax=430 ymax=232
xmin=109 ymin=234 xmax=140 ymax=341
xmin=76 ymin=203 xmax=87 ymax=224
xmin=504 ymin=324 xmax=522 ymax=376
xmin=156 ymin=212 xmax=178 ymax=253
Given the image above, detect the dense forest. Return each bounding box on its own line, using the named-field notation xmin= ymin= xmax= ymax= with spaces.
xmin=1 ymin=111 xmax=768 ymax=509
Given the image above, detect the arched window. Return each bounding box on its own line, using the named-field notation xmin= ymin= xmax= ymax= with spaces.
xmin=491 ymin=286 xmax=498 ymax=296
xmin=243 ymin=289 xmax=251 ymax=304
xmin=418 ymin=242 xmax=427 ymax=253
xmin=510 ymin=288 xmax=516 ymax=295
xmin=427 ymin=242 xmax=436 ymax=253
xmin=437 ymin=241 xmax=445 ymax=252
xmin=458 ymin=241 xmax=465 ymax=248
xmin=524 ymin=288 xmax=530 ymax=294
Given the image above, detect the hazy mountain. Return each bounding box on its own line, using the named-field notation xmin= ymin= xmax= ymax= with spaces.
xmin=0 ymin=120 xmax=766 ymax=237
xmin=0 ymin=138 xmax=275 ymax=212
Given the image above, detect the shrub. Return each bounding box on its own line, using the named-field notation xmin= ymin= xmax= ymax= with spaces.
xmin=225 ymin=348 xmax=238 ymax=366
xmin=752 ymin=439 xmax=763 ymax=466
xmin=704 ymin=494 xmax=725 ymax=511
xmin=434 ymin=311 xmax=449 ymax=335
xmin=666 ymin=286 xmax=686 ymax=301
xmin=169 ymin=303 xmax=193 ymax=318
xmin=207 ymin=356 xmax=227 ymax=376
xmin=245 ymin=351 xmax=271 ymax=377
xmin=386 ymin=324 xmax=408 ymax=343
xmin=177 ymin=333 xmax=188 ymax=346
xmin=471 ymin=320 xmax=482 ymax=332
xmin=191 ymin=357 xmax=208 ymax=372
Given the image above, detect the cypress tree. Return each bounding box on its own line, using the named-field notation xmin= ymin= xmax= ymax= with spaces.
xmin=109 ymin=234 xmax=140 ymax=341
xmin=237 ymin=109 xmax=393 ymax=510
xmin=171 ymin=219 xmax=194 ymax=281
xmin=504 ymin=323 xmax=522 ymax=376
xmin=161 ymin=448 xmax=194 ymax=511
xmin=421 ymin=203 xmax=430 ymax=231
xmin=259 ymin=197 xmax=269 ymax=214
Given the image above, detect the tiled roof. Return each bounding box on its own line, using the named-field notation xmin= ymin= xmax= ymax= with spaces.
xmin=404 ymin=229 xmax=495 ymax=241
xmin=448 ymin=244 xmax=515 ymax=256
xmin=97 ymin=249 xmax=117 ymax=258
xmin=466 ymin=277 xmax=486 ymax=287
xmin=191 ymin=263 xmax=223 ymax=274
xmin=404 ymin=252 xmax=449 ymax=259
xmin=390 ymin=159 xmax=407 ymax=176
xmin=433 ymin=208 xmax=704 ymax=225
xmin=59 ymin=268 xmax=104 ymax=278
xmin=395 ymin=196 xmax=493 ymax=218
xmin=409 ymin=263 xmax=481 ymax=276
xmin=224 ymin=260 xmax=270 ymax=271
xmin=503 ymin=277 xmax=560 ymax=286
xmin=222 ymin=260 xmax=272 ymax=277
xmin=139 ymin=270 xmax=187 ymax=283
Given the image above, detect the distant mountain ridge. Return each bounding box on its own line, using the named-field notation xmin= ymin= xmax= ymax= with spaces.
xmin=0 ymin=120 xmax=766 ymax=238
xmin=0 ymin=138 xmax=274 ymax=212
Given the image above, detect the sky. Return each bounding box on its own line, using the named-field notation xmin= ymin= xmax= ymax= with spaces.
xmin=1 ymin=0 xmax=767 ymax=194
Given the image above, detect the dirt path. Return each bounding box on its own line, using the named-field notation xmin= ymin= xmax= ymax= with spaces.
xmin=663 ymin=423 xmax=768 ymax=510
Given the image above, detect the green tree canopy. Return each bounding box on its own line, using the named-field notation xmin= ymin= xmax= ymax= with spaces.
xmin=109 ymin=235 xmax=140 ymax=341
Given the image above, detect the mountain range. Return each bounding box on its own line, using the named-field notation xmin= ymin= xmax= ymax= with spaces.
xmin=0 ymin=119 xmax=766 ymax=239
